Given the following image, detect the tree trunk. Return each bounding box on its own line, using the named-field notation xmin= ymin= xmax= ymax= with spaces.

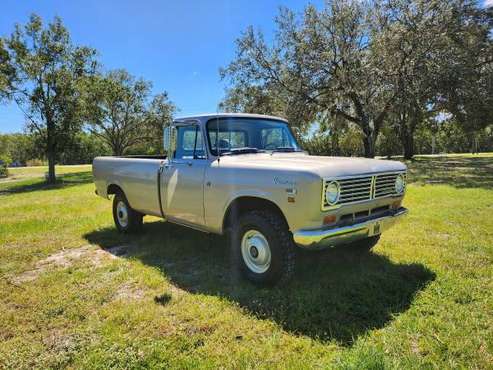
xmin=362 ymin=134 xmax=375 ymax=158
xmin=471 ymin=133 xmax=478 ymax=154
xmin=46 ymin=122 xmax=56 ymax=184
xmin=47 ymin=148 xmax=56 ymax=184
xmin=111 ymin=141 xmax=123 ymax=156
xmin=399 ymin=113 xmax=417 ymax=160
xmin=403 ymin=134 xmax=414 ymax=160
xmin=386 ymin=144 xmax=392 ymax=159
xmin=331 ymin=131 xmax=340 ymax=156
xmin=359 ymin=114 xmax=377 ymax=158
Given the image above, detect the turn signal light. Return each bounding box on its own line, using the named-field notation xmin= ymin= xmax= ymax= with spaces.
xmin=323 ymin=214 xmax=336 ymax=225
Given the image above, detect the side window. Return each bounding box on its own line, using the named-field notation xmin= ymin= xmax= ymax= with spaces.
xmin=174 ymin=125 xmax=206 ymax=160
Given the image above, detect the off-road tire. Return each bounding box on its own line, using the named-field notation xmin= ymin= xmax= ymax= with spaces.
xmin=112 ymin=191 xmax=143 ymax=233
xmin=231 ymin=210 xmax=296 ymax=286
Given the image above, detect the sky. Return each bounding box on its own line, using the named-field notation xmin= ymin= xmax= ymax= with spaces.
xmin=0 ymin=0 xmax=323 ymax=133
xmin=1 ymin=0 xmax=491 ymax=133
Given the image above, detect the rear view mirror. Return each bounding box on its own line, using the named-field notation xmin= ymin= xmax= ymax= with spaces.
xmin=163 ymin=126 xmax=177 ymax=155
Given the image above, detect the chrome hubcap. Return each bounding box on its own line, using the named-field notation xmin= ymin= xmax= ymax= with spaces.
xmin=241 ymin=230 xmax=271 ymax=274
xmin=116 ymin=201 xmax=129 ymax=228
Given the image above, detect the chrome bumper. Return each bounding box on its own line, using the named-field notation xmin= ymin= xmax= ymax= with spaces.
xmin=293 ymin=208 xmax=408 ymax=249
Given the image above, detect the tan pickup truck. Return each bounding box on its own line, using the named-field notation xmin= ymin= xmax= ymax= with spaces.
xmin=93 ymin=113 xmax=408 ymax=285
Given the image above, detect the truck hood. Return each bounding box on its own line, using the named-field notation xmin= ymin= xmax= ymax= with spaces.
xmin=217 ymin=152 xmax=406 ymax=178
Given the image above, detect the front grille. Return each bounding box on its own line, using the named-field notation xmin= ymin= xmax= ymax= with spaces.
xmin=374 ymin=173 xmax=402 ymax=198
xmin=338 ymin=176 xmax=373 ymax=204
xmin=322 ymin=172 xmax=405 ymax=210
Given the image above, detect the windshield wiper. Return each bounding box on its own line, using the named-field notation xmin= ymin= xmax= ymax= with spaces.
xmin=271 ymin=147 xmax=301 ymax=152
xmin=221 ymin=147 xmax=265 ymax=156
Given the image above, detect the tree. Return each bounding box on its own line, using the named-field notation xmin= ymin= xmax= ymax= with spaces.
xmin=144 ymin=92 xmax=176 ymax=154
xmin=221 ymin=1 xmax=410 ymax=157
xmin=376 ymin=123 xmax=400 ymax=159
xmin=0 ymin=133 xmax=39 ymax=165
xmin=435 ymin=0 xmax=493 ymax=152
xmin=0 ymin=14 xmax=97 ymax=183
xmin=57 ymin=132 xmax=110 ymax=164
xmin=0 ymin=39 xmax=15 ymax=101
xmin=222 ymin=0 xmax=492 ymax=157
xmin=220 ymin=85 xmax=283 ymax=116
xmin=373 ymin=0 xmax=452 ymax=159
xmin=380 ymin=0 xmax=493 ymax=159
xmin=83 ymin=70 xmax=175 ymax=155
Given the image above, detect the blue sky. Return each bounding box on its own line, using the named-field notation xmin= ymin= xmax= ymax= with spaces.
xmin=0 ymin=0 xmax=322 ymax=133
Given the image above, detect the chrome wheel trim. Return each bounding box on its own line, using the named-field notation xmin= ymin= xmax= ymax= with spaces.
xmin=241 ymin=229 xmax=271 ymax=274
xmin=116 ymin=201 xmax=129 ymax=228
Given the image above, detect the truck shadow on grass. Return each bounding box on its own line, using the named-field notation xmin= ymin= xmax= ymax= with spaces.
xmin=84 ymin=220 xmax=435 ymax=346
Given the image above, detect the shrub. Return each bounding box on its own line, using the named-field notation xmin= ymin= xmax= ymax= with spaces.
xmin=0 ymin=164 xmax=8 ymax=178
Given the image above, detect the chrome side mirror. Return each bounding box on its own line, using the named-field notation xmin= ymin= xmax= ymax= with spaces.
xmin=163 ymin=126 xmax=176 ymax=156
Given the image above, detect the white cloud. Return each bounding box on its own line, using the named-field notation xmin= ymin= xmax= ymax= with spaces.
xmin=485 ymin=0 xmax=493 ymax=8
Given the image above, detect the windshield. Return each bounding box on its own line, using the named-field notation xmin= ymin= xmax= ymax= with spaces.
xmin=206 ymin=117 xmax=301 ymax=156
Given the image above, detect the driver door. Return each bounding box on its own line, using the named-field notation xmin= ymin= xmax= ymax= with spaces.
xmin=161 ymin=123 xmax=208 ymax=226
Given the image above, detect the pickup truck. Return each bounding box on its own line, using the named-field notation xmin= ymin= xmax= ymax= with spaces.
xmin=93 ymin=113 xmax=408 ymax=285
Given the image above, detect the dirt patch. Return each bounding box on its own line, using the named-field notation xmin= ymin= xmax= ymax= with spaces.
xmin=113 ymin=282 xmax=146 ymax=301
xmin=11 ymin=245 xmax=128 ymax=284
xmin=168 ymin=284 xmax=187 ymax=297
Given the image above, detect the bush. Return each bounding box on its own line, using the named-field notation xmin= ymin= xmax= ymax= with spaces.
xmin=0 ymin=164 xmax=8 ymax=178
xmin=0 ymin=153 xmax=12 ymax=166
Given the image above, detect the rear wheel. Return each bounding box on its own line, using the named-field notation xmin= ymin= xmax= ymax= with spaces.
xmin=231 ymin=210 xmax=295 ymax=285
xmin=112 ymin=191 xmax=143 ymax=233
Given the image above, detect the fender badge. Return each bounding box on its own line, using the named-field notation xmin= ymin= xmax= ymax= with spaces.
xmin=274 ymin=177 xmax=297 ymax=186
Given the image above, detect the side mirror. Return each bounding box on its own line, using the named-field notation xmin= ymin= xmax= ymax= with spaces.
xmin=163 ymin=126 xmax=176 ymax=155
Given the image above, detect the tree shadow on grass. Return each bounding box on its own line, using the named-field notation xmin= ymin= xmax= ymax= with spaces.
xmin=405 ymin=156 xmax=493 ymax=189
xmin=0 ymin=171 xmax=93 ymax=195
xmin=84 ymin=220 xmax=435 ymax=345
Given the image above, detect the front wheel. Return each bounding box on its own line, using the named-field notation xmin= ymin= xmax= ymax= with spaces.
xmin=231 ymin=210 xmax=296 ymax=286
xmin=112 ymin=191 xmax=143 ymax=233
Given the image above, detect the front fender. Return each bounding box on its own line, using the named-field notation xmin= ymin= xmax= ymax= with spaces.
xmin=221 ymin=189 xmax=275 ymax=219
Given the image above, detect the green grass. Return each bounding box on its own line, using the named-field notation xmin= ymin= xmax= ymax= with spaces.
xmin=1 ymin=155 xmax=492 ymax=369
xmin=0 ymin=164 xmax=92 ymax=184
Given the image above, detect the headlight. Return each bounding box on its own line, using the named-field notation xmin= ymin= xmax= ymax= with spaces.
xmin=325 ymin=181 xmax=340 ymax=205
xmin=395 ymin=174 xmax=405 ymax=194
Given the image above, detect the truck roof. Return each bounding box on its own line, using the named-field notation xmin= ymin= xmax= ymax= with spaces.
xmin=173 ymin=112 xmax=288 ymax=123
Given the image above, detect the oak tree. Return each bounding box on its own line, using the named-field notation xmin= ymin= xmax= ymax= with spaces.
xmin=0 ymin=14 xmax=97 ymax=183
xmin=83 ymin=69 xmax=175 ymax=155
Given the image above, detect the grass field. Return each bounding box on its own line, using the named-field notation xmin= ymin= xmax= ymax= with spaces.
xmin=1 ymin=155 xmax=492 ymax=368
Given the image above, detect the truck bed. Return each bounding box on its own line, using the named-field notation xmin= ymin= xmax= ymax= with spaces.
xmin=93 ymin=156 xmax=165 ymax=217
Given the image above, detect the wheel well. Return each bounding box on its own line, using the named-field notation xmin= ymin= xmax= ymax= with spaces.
xmin=222 ymin=196 xmax=289 ymax=233
xmin=107 ymin=184 xmax=123 ymax=196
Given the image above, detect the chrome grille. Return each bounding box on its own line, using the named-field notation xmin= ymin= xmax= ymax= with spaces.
xmin=322 ymin=172 xmax=405 ymax=210
xmin=374 ymin=173 xmax=402 ymax=198
xmin=323 ymin=176 xmax=372 ymax=208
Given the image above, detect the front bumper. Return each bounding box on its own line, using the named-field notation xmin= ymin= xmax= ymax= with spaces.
xmin=293 ymin=207 xmax=408 ymax=249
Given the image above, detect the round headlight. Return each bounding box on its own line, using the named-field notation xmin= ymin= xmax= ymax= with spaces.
xmin=325 ymin=181 xmax=340 ymax=205
xmin=395 ymin=174 xmax=405 ymax=194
